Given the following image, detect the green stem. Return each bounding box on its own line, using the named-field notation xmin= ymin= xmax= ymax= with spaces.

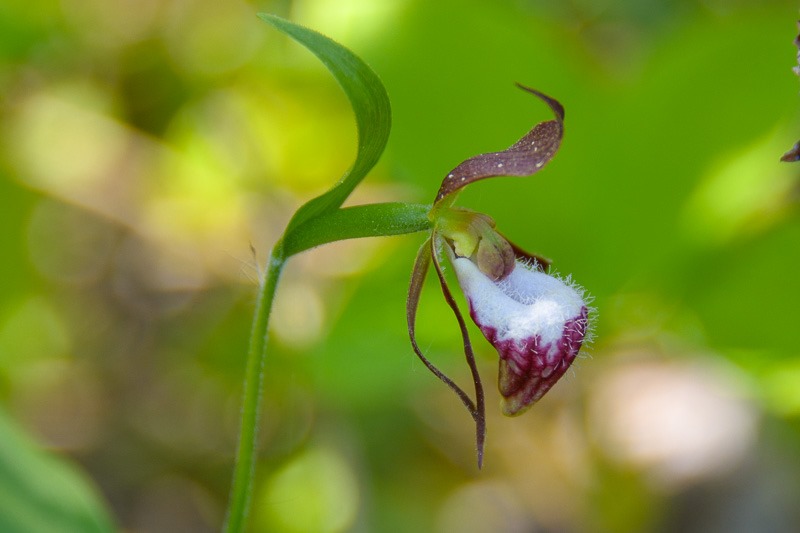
xmin=222 ymin=201 xmax=433 ymax=532
xmin=223 ymin=240 xmax=285 ymax=533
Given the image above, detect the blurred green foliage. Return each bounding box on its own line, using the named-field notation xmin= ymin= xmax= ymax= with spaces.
xmin=1 ymin=0 xmax=800 ymax=532
xmin=0 ymin=410 xmax=115 ymax=532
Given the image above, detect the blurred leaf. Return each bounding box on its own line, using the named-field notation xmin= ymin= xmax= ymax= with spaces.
xmin=258 ymin=13 xmax=392 ymax=235
xmin=0 ymin=408 xmax=115 ymax=533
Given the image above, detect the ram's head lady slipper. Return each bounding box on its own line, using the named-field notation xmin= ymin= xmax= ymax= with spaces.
xmin=450 ymin=253 xmax=588 ymax=417
xmin=407 ymin=85 xmax=592 ymax=467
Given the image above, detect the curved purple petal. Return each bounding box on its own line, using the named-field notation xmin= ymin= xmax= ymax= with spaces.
xmin=431 ymin=236 xmax=486 ymax=468
xmin=435 ymin=85 xmax=565 ymax=203
xmin=407 ymin=238 xmax=477 ymax=417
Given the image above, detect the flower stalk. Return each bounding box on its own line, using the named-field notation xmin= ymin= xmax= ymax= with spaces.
xmin=226 ymin=13 xmax=592 ymax=531
xmin=224 ymin=242 xmax=285 ymax=533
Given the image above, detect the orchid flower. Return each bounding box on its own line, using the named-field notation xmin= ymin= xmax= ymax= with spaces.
xmin=406 ymin=85 xmax=591 ymax=467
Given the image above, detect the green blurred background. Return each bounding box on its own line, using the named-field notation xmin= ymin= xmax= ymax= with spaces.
xmin=2 ymin=0 xmax=800 ymax=531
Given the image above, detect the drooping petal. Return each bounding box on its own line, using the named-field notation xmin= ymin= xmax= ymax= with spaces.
xmin=407 ymin=238 xmax=486 ymax=467
xmin=435 ymin=85 xmax=564 ymax=204
xmin=407 ymin=238 xmax=477 ymax=416
xmin=431 ymin=236 xmax=486 ymax=467
xmin=451 ymin=255 xmax=589 ymax=416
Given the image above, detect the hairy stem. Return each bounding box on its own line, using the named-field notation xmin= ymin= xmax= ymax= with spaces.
xmin=223 ymin=241 xmax=286 ymax=533
xmin=222 ymin=201 xmax=432 ymax=531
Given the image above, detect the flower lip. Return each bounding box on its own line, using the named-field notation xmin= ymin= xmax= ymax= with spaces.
xmin=451 ymin=255 xmax=589 ymax=416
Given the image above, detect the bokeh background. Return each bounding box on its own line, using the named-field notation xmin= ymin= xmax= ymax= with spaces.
xmin=2 ymin=0 xmax=800 ymax=531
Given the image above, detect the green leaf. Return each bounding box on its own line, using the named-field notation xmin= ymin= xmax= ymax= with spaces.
xmin=282 ymin=202 xmax=431 ymax=256
xmin=0 ymin=408 xmax=116 ymax=533
xmin=258 ymin=13 xmax=392 ymax=234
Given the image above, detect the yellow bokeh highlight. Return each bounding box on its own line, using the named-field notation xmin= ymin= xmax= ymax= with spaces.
xmin=681 ymin=129 xmax=797 ymax=245
xmin=257 ymin=446 xmax=359 ymax=533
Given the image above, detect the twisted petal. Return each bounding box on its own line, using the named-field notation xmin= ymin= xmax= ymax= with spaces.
xmin=407 ymin=239 xmax=476 ymax=415
xmin=435 ymin=85 xmax=564 ymax=203
xmin=406 ymin=238 xmax=486 ymax=467
xmin=431 ymin=236 xmax=486 ymax=467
